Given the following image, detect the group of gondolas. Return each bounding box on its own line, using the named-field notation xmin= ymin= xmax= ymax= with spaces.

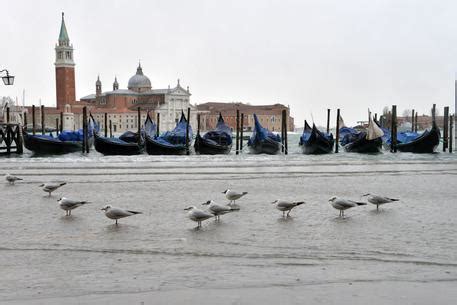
xmin=21 ymin=109 xmax=441 ymax=155
xmin=299 ymin=112 xmax=441 ymax=154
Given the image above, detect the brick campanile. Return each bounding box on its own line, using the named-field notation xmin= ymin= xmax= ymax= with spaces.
xmin=55 ymin=12 xmax=75 ymax=110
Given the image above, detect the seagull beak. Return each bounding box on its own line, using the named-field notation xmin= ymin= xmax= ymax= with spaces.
xmin=362 ymin=194 xmax=369 ymax=197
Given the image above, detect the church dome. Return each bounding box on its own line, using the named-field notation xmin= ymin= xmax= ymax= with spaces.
xmin=128 ymin=63 xmax=151 ymax=92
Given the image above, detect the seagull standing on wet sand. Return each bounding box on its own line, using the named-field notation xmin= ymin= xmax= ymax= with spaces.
xmin=222 ymin=189 xmax=248 ymax=206
xmin=272 ymin=199 xmax=305 ymax=217
xmin=362 ymin=194 xmax=399 ymax=211
xmin=184 ymin=206 xmax=214 ymax=227
xmin=101 ymin=205 xmax=142 ymax=225
xmin=202 ymin=200 xmax=237 ymax=221
xmin=58 ymin=197 xmax=90 ymax=216
xmin=328 ymin=196 xmax=366 ymax=217
xmin=39 ymin=182 xmax=67 ymax=196
xmin=5 ymin=174 xmax=22 ymax=185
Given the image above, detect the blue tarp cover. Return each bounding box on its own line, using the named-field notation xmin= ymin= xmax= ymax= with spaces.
xmin=248 ymin=114 xmax=280 ymax=145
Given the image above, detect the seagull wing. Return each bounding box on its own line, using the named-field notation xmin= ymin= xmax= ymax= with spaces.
xmin=109 ymin=207 xmax=136 ymax=218
xmin=210 ymin=203 xmax=232 ymax=213
xmin=192 ymin=209 xmax=213 ymax=220
xmin=276 ymin=200 xmax=297 ymax=209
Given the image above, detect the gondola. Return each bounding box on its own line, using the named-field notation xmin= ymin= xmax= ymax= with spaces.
xmin=395 ymin=121 xmax=440 ymax=153
xmin=93 ymin=113 xmax=156 ymax=155
xmin=299 ymin=121 xmax=334 ymax=154
xmin=247 ymin=113 xmax=281 ymax=155
xmin=23 ymin=120 xmax=97 ymax=155
xmin=344 ymin=114 xmax=383 ymax=153
xmin=145 ymin=111 xmax=193 ymax=155
xmin=338 ymin=115 xmax=359 ymax=145
xmin=194 ymin=113 xmax=232 ymax=155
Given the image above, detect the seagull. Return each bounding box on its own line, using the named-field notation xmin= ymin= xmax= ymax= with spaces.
xmin=101 ymin=205 xmax=142 ymax=225
xmin=202 ymin=200 xmax=237 ymax=221
xmin=271 ymin=199 xmax=305 ymax=217
xmin=5 ymin=173 xmax=23 ymax=185
xmin=362 ymin=194 xmax=399 ymax=211
xmin=39 ymin=182 xmax=67 ymax=196
xmin=222 ymin=189 xmax=248 ymax=205
xmin=328 ymin=196 xmax=366 ymax=217
xmin=184 ymin=206 xmax=214 ymax=227
xmin=58 ymin=197 xmax=90 ymax=216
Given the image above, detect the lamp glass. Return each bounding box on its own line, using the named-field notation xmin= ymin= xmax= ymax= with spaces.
xmin=2 ymin=75 xmax=14 ymax=85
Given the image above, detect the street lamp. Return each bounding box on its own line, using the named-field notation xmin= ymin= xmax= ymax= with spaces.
xmin=0 ymin=69 xmax=15 ymax=86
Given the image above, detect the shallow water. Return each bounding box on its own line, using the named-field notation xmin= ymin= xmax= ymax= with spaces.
xmin=0 ymin=142 xmax=456 ymax=304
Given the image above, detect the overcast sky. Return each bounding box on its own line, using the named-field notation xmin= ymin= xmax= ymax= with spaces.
xmin=1 ymin=0 xmax=456 ymax=127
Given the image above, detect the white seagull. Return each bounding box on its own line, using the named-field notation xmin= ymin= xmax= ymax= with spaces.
xmin=184 ymin=206 xmax=214 ymax=227
xmin=271 ymin=199 xmax=305 ymax=217
xmin=5 ymin=173 xmax=23 ymax=185
xmin=202 ymin=200 xmax=237 ymax=221
xmin=101 ymin=205 xmax=142 ymax=225
xmin=39 ymin=182 xmax=67 ymax=196
xmin=58 ymin=197 xmax=90 ymax=216
xmin=328 ymin=196 xmax=367 ymax=217
xmin=362 ymin=193 xmax=399 ymax=210
xmin=222 ymin=189 xmax=248 ymax=205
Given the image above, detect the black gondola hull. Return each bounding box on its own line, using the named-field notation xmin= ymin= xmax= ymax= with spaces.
xmin=194 ymin=134 xmax=232 ymax=155
xmin=396 ymin=125 xmax=440 ymax=153
xmin=300 ymin=140 xmax=334 ymax=154
xmin=299 ymin=127 xmax=334 ymax=155
xmin=23 ymin=130 xmax=92 ymax=155
xmin=344 ymin=137 xmax=382 ymax=153
xmin=145 ymin=135 xmax=187 ymax=155
xmin=248 ymin=138 xmax=281 ymax=155
xmin=94 ymin=133 xmax=142 ymax=155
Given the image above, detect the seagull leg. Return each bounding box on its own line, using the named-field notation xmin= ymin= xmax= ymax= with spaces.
xmin=377 ymin=205 xmax=379 ymax=211
xmin=287 ymin=210 xmax=291 ymax=217
xmin=342 ymin=210 xmax=345 ymax=218
xmin=282 ymin=211 xmax=285 ymax=217
xmin=115 ymin=219 xmax=118 ymax=225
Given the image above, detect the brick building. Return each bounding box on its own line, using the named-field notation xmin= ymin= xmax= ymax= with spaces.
xmin=197 ymin=102 xmax=294 ymax=132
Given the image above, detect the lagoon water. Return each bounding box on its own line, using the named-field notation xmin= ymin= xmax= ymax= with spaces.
xmin=1 ymin=137 xmax=456 ymax=304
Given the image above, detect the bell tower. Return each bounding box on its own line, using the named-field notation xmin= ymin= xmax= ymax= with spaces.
xmin=55 ymin=12 xmax=76 ymax=110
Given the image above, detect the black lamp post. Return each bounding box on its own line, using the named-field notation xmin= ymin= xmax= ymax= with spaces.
xmin=0 ymin=69 xmax=15 ymax=86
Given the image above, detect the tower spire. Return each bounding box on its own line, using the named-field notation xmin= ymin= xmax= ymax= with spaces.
xmin=58 ymin=12 xmax=70 ymax=46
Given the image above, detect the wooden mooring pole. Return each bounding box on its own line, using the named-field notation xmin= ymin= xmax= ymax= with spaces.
xmin=41 ymin=105 xmax=45 ymax=135
xmin=326 ymin=109 xmax=330 ymax=134
xmin=60 ymin=112 xmax=63 ymax=133
xmin=282 ymin=109 xmax=288 ymax=155
xmin=236 ymin=109 xmax=240 ymax=155
xmin=197 ymin=113 xmax=201 ymax=135
xmin=156 ymin=112 xmax=160 ymax=136
xmin=32 ymin=105 xmax=36 ymax=135
xmin=443 ymin=106 xmax=449 ymax=152
xmin=411 ymin=109 xmax=415 ymax=132
xmin=335 ymin=109 xmax=340 ymax=153
xmin=104 ymin=113 xmax=108 ymax=137
xmin=186 ymin=107 xmax=191 ymax=155
xmin=449 ymin=115 xmax=453 ymax=153
xmin=109 ymin=120 xmax=112 ymax=137
xmin=56 ymin=118 xmax=59 ymax=135
xmin=6 ymin=107 xmax=10 ymax=123
xmin=23 ymin=112 xmax=27 ymax=130
xmin=240 ymin=113 xmax=244 ymax=152
xmin=391 ymin=105 xmax=397 ymax=153
xmin=137 ymin=107 xmax=141 ymax=145
xmin=415 ymin=112 xmax=418 ymax=132
xmin=82 ymin=106 xmax=87 ymax=153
